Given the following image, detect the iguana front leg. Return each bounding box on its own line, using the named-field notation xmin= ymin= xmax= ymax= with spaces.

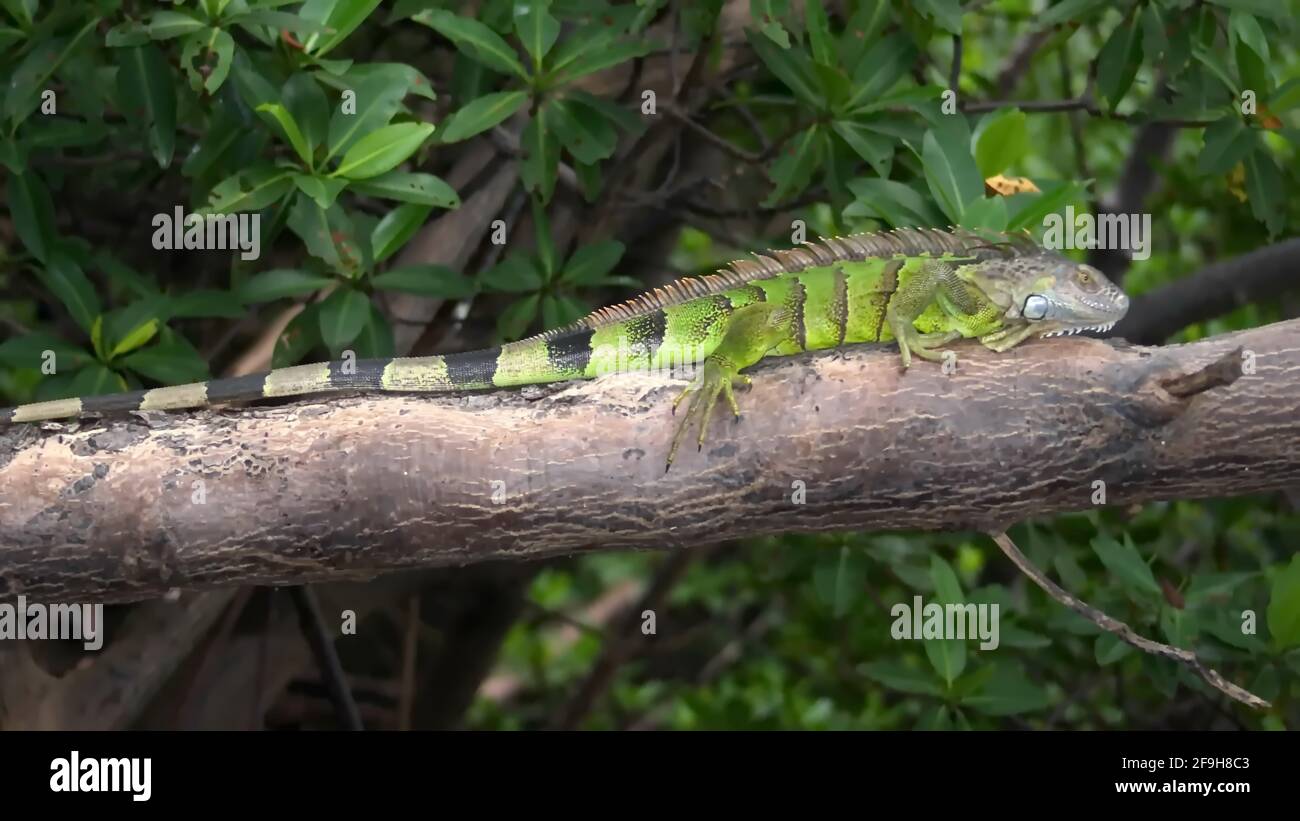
xmin=666 ymin=301 xmax=790 ymax=471
xmin=886 ymin=261 xmax=966 ymax=368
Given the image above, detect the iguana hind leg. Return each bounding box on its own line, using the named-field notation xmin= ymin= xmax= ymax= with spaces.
xmin=665 ymin=301 xmax=789 ymax=471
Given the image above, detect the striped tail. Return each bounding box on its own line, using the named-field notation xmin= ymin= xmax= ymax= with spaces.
xmin=0 ymin=327 xmax=599 ymax=426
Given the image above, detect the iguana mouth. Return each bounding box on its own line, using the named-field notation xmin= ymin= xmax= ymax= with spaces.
xmin=1040 ymin=321 xmax=1118 ymax=338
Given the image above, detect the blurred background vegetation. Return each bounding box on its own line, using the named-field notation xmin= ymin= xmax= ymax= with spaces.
xmin=1 ymin=0 xmax=1298 ymax=729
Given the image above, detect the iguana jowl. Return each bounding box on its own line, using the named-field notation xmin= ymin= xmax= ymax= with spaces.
xmin=0 ymin=227 xmax=1130 ymax=469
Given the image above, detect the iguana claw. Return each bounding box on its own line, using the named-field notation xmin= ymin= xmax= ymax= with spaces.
xmin=665 ymin=357 xmax=745 ymax=472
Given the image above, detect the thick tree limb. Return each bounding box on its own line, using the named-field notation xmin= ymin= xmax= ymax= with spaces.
xmin=1 ymin=319 xmax=1298 ymax=604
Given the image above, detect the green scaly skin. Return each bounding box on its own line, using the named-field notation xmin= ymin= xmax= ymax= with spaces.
xmin=0 ymin=228 xmax=1130 ymax=470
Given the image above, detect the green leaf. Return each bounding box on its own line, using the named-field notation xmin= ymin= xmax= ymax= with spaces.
xmin=515 ymin=0 xmax=559 ymax=68
xmin=498 ymin=293 xmax=541 ymax=340
xmin=1005 ymin=179 xmax=1089 ymax=232
xmin=860 ymin=661 xmax=943 ymax=697
xmin=371 ymin=265 xmax=475 ymax=299
xmin=177 ymin=27 xmax=235 ymax=95
xmin=546 ymin=37 xmax=653 ymax=87
xmin=287 ymin=193 xmax=367 ymax=276
xmin=1229 ymin=11 xmax=1269 ymax=63
xmin=332 ymin=122 xmax=435 ymax=179
xmin=765 ymin=125 xmax=822 ymax=206
xmin=560 ymin=241 xmax=626 ymax=285
xmin=69 ymin=363 xmax=126 ymax=398
xmin=1192 ymin=42 xmax=1238 ymax=95
xmin=121 ymin=339 xmax=210 ymax=385
xmin=1204 ymin=0 xmax=1287 ymax=21
xmin=226 ymin=10 xmax=333 ymax=36
xmin=921 ymin=118 xmax=983 ymax=223
xmin=414 ymin=9 xmax=529 ymax=79
xmin=0 ymin=333 xmax=92 ymax=370
xmin=1197 ymin=117 xmax=1257 ymax=176
xmin=1038 ymin=0 xmax=1108 ymax=28
xmin=1096 ymin=18 xmax=1143 ymax=109
xmin=238 ymin=269 xmax=336 ymax=303
xmin=540 ymin=294 xmax=587 ymax=330
xmin=962 ymin=663 xmax=1052 ymax=716
xmin=5 ymin=21 xmax=98 ymax=126
xmin=294 ymin=173 xmax=349 ymax=209
xmin=370 ymin=203 xmax=433 ymax=262
xmin=352 ymin=304 xmax=395 ymax=359
xmin=108 ymin=319 xmax=159 ymax=360
xmin=959 ymin=196 xmax=1008 ymax=231
xmin=813 ymin=545 xmax=868 ymax=617
xmin=844 ymin=35 xmax=916 ymax=113
xmin=145 ymin=10 xmax=205 ymax=39
xmin=285 ymin=73 xmax=330 ymax=161
xmin=1244 ymin=146 xmax=1284 ymax=236
xmin=349 ymin=171 xmax=460 ymax=207
xmin=746 ymin=29 xmax=820 ymax=107
xmin=116 ymin=43 xmax=177 ymax=167
xmin=532 ymin=198 xmax=558 ymax=278
xmin=303 ymin=0 xmax=384 ymax=58
xmin=273 ymin=304 xmax=322 ymax=368
xmin=317 ymin=288 xmax=372 ymax=352
xmin=1266 ymin=555 xmax=1300 ymax=651
xmin=924 ymin=632 xmax=966 ymax=689
xmin=843 ymin=178 xmax=945 ymax=227
xmin=1095 ymin=633 xmax=1132 ymax=665
xmin=204 ymin=167 xmax=295 ymax=214
xmin=1091 ymin=535 xmax=1161 ymax=597
xmin=831 ymin=120 xmax=893 ymax=178
xmin=325 ymin=66 xmax=422 ymax=161
xmin=520 ymin=107 xmax=559 ymax=203
xmin=38 ymin=250 xmax=101 ymax=333
xmin=548 ymin=98 xmax=617 ymax=164
xmin=167 ymin=290 xmax=247 ymax=319
xmin=912 ymin=0 xmax=962 ymax=34
xmin=6 ymin=170 xmax=56 ymax=262
xmin=257 ymin=102 xmax=313 ymax=167
xmin=481 ymin=256 xmax=545 ymax=293
xmin=973 ymin=108 xmax=1028 ymax=177
xmin=804 ymin=0 xmax=835 ymax=66
xmin=439 ymin=90 xmax=528 ymax=143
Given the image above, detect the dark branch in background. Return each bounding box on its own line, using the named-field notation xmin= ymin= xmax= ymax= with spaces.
xmin=994 ymin=28 xmax=1053 ymax=96
xmin=289 ymin=586 xmax=363 ymax=731
xmin=3 ymin=319 xmax=1298 ymax=604
xmin=1113 ymin=239 xmax=1300 ymax=344
xmin=959 ymin=97 xmax=1209 ymax=126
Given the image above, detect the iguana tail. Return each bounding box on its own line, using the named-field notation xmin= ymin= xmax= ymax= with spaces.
xmin=0 ymin=327 xmax=599 ymax=425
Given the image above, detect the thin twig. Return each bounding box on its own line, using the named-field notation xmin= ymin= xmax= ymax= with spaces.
xmin=398 ymin=596 xmax=419 ymax=730
xmin=987 ymin=530 xmax=1270 ymax=710
xmin=289 ymin=586 xmax=364 ymax=730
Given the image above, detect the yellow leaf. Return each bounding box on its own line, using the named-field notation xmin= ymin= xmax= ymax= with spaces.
xmin=984 ymin=174 xmax=1039 ymax=197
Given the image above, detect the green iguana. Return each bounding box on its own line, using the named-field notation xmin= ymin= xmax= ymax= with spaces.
xmin=0 ymin=227 xmax=1130 ymax=469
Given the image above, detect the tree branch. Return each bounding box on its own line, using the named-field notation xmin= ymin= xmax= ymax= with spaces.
xmin=2 ymin=319 xmax=1298 ymax=604
xmin=1114 ymin=240 xmax=1300 ymax=344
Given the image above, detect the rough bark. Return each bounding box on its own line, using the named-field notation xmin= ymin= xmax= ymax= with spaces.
xmin=2 ymin=318 xmax=1297 ymax=604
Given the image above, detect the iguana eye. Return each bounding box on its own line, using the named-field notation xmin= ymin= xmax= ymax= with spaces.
xmin=1078 ymin=270 xmax=1092 ymax=284
xmin=1023 ymin=294 xmax=1049 ymax=320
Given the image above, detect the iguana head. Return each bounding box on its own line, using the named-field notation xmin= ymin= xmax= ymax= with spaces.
xmin=959 ymin=251 xmax=1130 ymax=339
